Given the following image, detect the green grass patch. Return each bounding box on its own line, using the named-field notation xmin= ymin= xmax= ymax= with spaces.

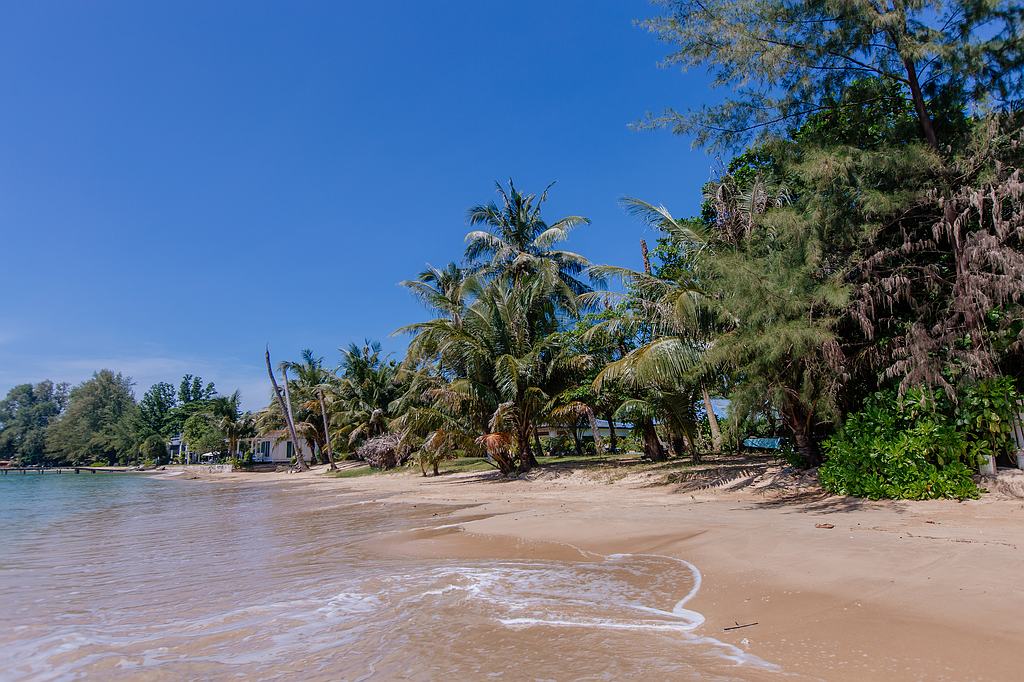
xmin=438 ymin=457 xmax=494 ymax=474
xmin=325 ymin=465 xmax=378 ymax=478
xmin=536 ymin=453 xmax=637 ymax=467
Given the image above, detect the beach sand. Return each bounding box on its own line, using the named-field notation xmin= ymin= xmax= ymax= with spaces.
xmin=207 ymin=461 xmax=1024 ymax=681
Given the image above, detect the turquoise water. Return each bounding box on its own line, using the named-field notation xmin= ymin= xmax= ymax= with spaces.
xmin=0 ymin=473 xmax=777 ymax=681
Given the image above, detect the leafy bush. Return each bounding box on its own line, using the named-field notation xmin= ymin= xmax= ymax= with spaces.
xmin=956 ymin=377 xmax=1024 ymax=466
xmin=541 ymin=434 xmax=575 ymax=457
xmin=777 ymin=443 xmax=807 ymax=469
xmin=820 ymin=390 xmax=981 ymax=500
xmin=416 ymin=447 xmax=454 ymax=476
xmin=617 ymin=433 xmax=643 ymax=454
xmin=230 ymin=451 xmax=255 ymax=471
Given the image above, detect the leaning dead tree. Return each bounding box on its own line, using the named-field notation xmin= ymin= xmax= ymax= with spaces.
xmin=317 ymin=388 xmax=337 ymax=471
xmin=265 ymin=346 xmax=309 ymax=471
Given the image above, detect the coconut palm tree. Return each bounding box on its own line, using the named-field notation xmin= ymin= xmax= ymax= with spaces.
xmin=400 ymin=274 xmax=586 ymax=475
xmin=210 ymin=391 xmax=253 ymax=458
xmin=332 ymin=341 xmax=404 ymax=453
xmin=282 ymin=350 xmax=336 ymax=465
xmin=465 ymin=180 xmax=593 ymax=299
xmin=400 ymin=262 xmax=478 ymax=326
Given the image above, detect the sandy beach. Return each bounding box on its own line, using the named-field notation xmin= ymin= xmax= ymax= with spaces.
xmin=204 ymin=461 xmax=1024 ymax=681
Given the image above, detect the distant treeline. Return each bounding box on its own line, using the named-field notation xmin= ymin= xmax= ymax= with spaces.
xmin=0 ymin=372 xmax=244 ymax=466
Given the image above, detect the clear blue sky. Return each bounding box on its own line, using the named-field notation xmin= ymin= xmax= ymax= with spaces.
xmin=1 ymin=1 xmax=716 ymax=409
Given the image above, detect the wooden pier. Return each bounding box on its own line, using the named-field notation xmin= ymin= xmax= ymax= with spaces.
xmin=0 ymin=466 xmax=134 ymax=475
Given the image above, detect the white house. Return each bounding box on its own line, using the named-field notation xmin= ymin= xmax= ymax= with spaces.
xmin=169 ymin=430 xmax=313 ymax=465
xmin=536 ymin=419 xmax=632 ymax=441
xmin=247 ymin=430 xmax=314 ymax=464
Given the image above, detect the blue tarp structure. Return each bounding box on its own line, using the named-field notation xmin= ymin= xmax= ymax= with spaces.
xmin=743 ymin=437 xmax=783 ymax=450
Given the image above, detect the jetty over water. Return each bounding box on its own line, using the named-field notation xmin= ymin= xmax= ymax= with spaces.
xmin=0 ymin=466 xmax=137 ymax=475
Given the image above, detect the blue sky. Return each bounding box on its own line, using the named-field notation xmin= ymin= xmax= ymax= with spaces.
xmin=1 ymin=1 xmax=716 ymax=409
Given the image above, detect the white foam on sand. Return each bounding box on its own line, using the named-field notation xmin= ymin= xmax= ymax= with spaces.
xmin=492 ymin=552 xmax=778 ymax=670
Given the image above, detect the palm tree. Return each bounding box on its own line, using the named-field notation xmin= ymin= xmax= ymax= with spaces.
xmin=465 ymin=180 xmax=592 ymax=299
xmin=332 ymin=341 xmax=404 ymax=453
xmin=400 ymin=275 xmax=586 ymax=475
xmin=400 ymin=263 xmax=477 ymax=325
xmin=210 ymin=391 xmax=253 ymax=458
xmin=283 ymin=350 xmax=335 ymax=466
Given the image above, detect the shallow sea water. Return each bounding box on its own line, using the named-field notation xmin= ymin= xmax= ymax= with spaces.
xmin=0 ymin=473 xmax=780 ymax=680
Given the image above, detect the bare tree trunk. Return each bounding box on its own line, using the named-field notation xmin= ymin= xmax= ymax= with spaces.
xmin=317 ymin=389 xmax=337 ymax=471
xmin=783 ymin=402 xmax=820 ymax=468
xmin=640 ymin=239 xmax=652 ymax=275
xmin=701 ymin=384 xmax=723 ymax=453
xmin=605 ymin=412 xmax=618 ymax=453
xmin=432 ymin=460 xmax=440 ymax=476
xmin=533 ymin=426 xmax=545 ymax=459
xmin=281 ymin=367 xmax=309 ymax=470
xmin=902 ymin=57 xmax=938 ymax=150
xmin=265 ymin=349 xmax=308 ymax=472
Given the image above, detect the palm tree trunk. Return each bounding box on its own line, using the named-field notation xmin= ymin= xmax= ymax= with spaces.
xmin=583 ymin=406 xmax=603 ymax=454
xmin=605 ymin=412 xmax=618 ymax=453
xmin=641 ymin=420 xmax=666 ymax=462
xmin=317 ymin=390 xmax=337 ymax=471
xmin=265 ymin=349 xmax=308 ymax=472
xmin=518 ymin=425 xmax=534 ymax=474
xmin=533 ymin=426 xmax=544 ymax=459
xmin=701 ymin=384 xmax=723 ymax=453
xmin=683 ymin=428 xmax=700 ymax=464
xmin=571 ymin=427 xmax=583 ymax=456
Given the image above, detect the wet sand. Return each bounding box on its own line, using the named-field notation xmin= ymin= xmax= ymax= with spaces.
xmin=226 ymin=463 xmax=1024 ymax=681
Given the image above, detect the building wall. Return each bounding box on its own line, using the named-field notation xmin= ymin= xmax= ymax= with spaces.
xmin=253 ymin=438 xmax=312 ymax=463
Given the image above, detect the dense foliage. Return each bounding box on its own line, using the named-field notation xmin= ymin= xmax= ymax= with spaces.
xmin=820 ymin=391 xmax=978 ymax=500
xmin=821 ymin=381 xmax=1024 ymax=500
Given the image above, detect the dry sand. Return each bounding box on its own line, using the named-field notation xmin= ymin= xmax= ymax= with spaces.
xmin=210 ymin=461 xmax=1024 ymax=681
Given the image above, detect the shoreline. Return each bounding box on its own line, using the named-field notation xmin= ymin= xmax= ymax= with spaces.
xmin=210 ymin=462 xmax=1024 ymax=681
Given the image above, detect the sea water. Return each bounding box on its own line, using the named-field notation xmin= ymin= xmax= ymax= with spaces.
xmin=0 ymin=473 xmax=779 ymax=680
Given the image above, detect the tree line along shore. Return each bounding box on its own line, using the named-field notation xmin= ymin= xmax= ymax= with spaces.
xmin=2 ymin=1 xmax=1023 ymax=501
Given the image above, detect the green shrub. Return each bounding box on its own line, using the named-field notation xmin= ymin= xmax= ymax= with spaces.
xmin=956 ymin=376 xmax=1023 ymax=465
xmin=820 ymin=390 xmax=981 ymax=500
xmin=778 ymin=443 xmax=807 ymax=469
xmin=617 ymin=433 xmax=642 ymax=454
xmin=541 ymin=434 xmax=575 ymax=457
xmin=416 ymin=447 xmax=454 ymax=476
xmin=230 ymin=451 xmax=255 ymax=471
